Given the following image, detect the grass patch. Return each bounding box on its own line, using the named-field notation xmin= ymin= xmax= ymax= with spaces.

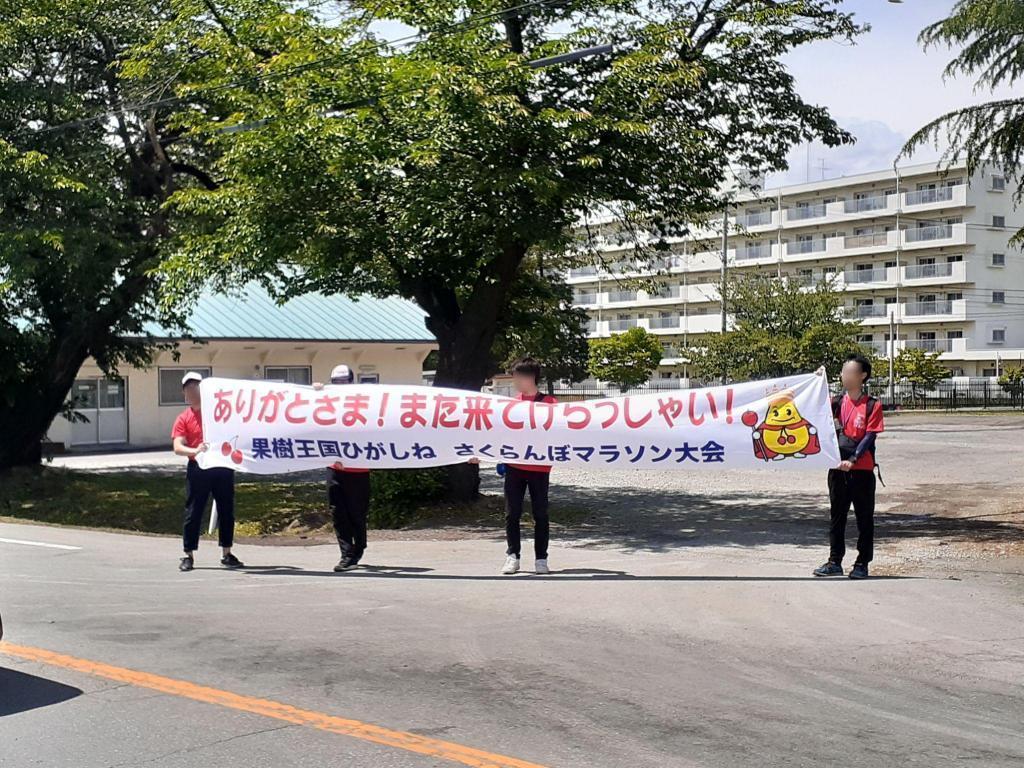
xmin=0 ymin=467 xmax=326 ymax=537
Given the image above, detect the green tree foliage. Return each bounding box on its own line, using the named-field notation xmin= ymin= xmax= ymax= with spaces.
xmin=686 ymin=274 xmax=867 ymax=381
xmin=901 ymin=0 xmax=1024 ymax=239
xmin=588 ymin=327 xmax=663 ymax=391
xmin=893 ymin=347 xmax=948 ymax=400
xmin=0 ymin=0 xmax=219 ymax=468
xmin=127 ymin=0 xmax=860 ymax=395
xmin=997 ymin=365 xmax=1024 ymax=400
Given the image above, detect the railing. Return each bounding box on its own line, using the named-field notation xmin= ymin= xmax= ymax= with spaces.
xmin=904 ymin=224 xmax=953 ymax=243
xmin=741 ymin=211 xmax=772 ymax=227
xmin=606 ymin=290 xmax=638 ymax=303
xmin=905 ymin=186 xmax=955 ymax=206
xmin=607 ymin=318 xmax=638 ymax=331
xmin=737 ymin=243 xmax=771 ymax=260
xmin=788 ymin=238 xmax=827 ymax=255
xmin=852 ymin=304 xmax=889 ymax=318
xmin=905 ymin=338 xmax=954 ymax=353
xmin=569 ymin=265 xmax=600 ymax=278
xmin=648 ymin=316 xmax=681 ymax=329
xmin=845 ymin=196 xmax=887 ymax=213
xmin=859 ymin=340 xmax=889 ymax=355
xmin=845 ymin=231 xmax=889 ymax=249
xmin=904 ymin=262 xmax=954 ymax=280
xmin=788 ymin=204 xmax=827 ymax=220
xmin=574 ymin=293 xmax=600 ymax=304
xmin=845 ymin=268 xmax=889 ymax=284
xmin=585 ymin=320 xmax=598 ymax=333
xmin=905 ymin=300 xmax=953 ymax=316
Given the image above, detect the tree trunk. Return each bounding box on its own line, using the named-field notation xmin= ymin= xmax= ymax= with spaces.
xmin=0 ymin=344 xmax=90 ymax=472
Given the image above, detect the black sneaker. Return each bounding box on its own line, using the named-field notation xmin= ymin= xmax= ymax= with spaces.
xmin=333 ymin=558 xmax=358 ymax=572
xmin=220 ymin=553 xmax=244 ymax=569
xmin=813 ymin=561 xmax=844 ymax=577
xmin=179 ymin=555 xmax=194 ymax=572
xmin=849 ymin=562 xmax=869 ymax=580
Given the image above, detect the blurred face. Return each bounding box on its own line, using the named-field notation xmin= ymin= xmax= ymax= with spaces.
xmin=183 ymin=381 xmax=201 ymax=409
xmin=512 ymin=371 xmax=537 ymax=394
xmin=841 ymin=359 xmax=868 ymax=391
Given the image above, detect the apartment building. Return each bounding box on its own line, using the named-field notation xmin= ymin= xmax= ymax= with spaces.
xmin=569 ymin=161 xmax=1022 ymax=380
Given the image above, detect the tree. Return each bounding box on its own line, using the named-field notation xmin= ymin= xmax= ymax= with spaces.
xmin=686 ymin=274 xmax=868 ymax=382
xmin=129 ymin=0 xmax=860 ymax=496
xmin=0 ymin=0 xmax=220 ymax=469
xmin=901 ymin=0 xmax=1024 ymax=242
xmin=588 ymin=327 xmax=663 ymax=391
xmin=997 ymin=366 xmax=1024 ymax=403
xmin=492 ymin=257 xmax=590 ymax=392
xmin=893 ymin=347 xmax=948 ymax=401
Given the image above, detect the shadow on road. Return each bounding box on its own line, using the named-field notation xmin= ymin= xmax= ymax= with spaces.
xmin=0 ymin=667 xmax=82 ymax=717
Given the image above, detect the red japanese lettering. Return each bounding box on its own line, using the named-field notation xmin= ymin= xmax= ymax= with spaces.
xmin=341 ymin=394 xmax=370 ymax=427
xmin=463 ymin=396 xmax=494 ymax=430
xmin=313 ymin=395 xmax=340 ymax=426
xmin=622 ymin=397 xmax=652 ymax=428
xmin=502 ymin=400 xmax=525 ymax=429
xmin=257 ymin=391 xmax=285 ymax=423
xmin=593 ymin=400 xmax=619 ymax=428
xmin=399 ymin=393 xmax=428 ymax=428
xmin=656 ymin=396 xmax=683 ymax=427
xmin=213 ymin=390 xmax=233 ymax=423
xmin=432 ymin=395 xmax=460 ymax=428
xmin=284 ymin=393 xmax=310 ymax=424
xmin=564 ymin=402 xmax=592 ymax=429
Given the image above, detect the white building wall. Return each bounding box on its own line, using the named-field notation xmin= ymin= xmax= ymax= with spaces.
xmin=48 ymin=340 xmax=434 ymax=450
xmin=570 ymin=161 xmax=1023 ymax=379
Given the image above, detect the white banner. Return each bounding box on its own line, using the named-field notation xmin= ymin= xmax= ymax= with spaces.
xmin=197 ymin=372 xmax=840 ymax=474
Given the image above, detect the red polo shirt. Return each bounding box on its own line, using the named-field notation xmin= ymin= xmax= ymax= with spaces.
xmin=838 ymin=393 xmax=884 ymax=471
xmin=508 ymin=392 xmax=558 ymax=474
xmin=171 ymin=407 xmax=204 ymax=462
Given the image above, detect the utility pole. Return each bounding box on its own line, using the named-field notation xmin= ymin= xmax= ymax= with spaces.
xmin=893 ymin=162 xmax=903 ymax=384
xmin=720 ymin=203 xmax=729 ymax=384
xmin=888 ymin=311 xmax=896 ymax=401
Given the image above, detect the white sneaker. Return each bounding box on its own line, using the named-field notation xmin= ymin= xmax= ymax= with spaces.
xmin=501 ymin=555 xmax=520 ymax=575
xmin=535 ymin=559 xmax=550 ymax=575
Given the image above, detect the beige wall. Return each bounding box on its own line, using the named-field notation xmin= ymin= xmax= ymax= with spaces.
xmin=49 ymin=340 xmax=435 ymax=450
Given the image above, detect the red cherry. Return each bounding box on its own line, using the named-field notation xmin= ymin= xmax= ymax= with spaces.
xmin=221 ymin=442 xmax=232 ymax=456
xmin=230 ymin=449 xmax=243 ymax=465
xmin=740 ymin=411 xmax=758 ymax=428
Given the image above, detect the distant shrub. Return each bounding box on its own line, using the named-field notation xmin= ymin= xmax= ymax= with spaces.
xmin=369 ymin=468 xmax=449 ymax=528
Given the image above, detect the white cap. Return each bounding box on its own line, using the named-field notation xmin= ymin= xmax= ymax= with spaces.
xmin=181 ymin=371 xmax=204 ymax=386
xmin=329 ymin=364 xmax=354 ymax=384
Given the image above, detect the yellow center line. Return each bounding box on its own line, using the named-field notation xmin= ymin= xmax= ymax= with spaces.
xmin=1 ymin=643 xmax=549 ymax=768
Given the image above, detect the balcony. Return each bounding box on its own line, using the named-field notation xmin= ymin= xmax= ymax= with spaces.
xmin=574 ymin=293 xmax=600 ymax=305
xmin=905 ymin=338 xmax=954 ymax=353
xmin=648 ymin=315 xmax=681 ymax=330
xmin=844 ymin=231 xmax=891 ymax=250
xmin=569 ymin=265 xmax=600 ymax=278
xmin=904 ymin=262 xmax=953 ymax=280
xmin=786 ymin=238 xmax=827 ymax=256
xmin=845 ymin=268 xmax=890 ymax=285
xmin=606 ymin=290 xmax=638 ymax=303
xmin=904 ymin=224 xmax=953 ymax=244
xmin=905 ymin=299 xmax=953 ymax=317
xmin=845 ymin=195 xmax=888 ymax=214
xmin=740 ymin=211 xmax=772 ymax=228
xmin=736 ymin=242 xmax=772 ymax=261
xmin=787 ymin=204 xmax=827 ymax=221
xmin=607 ymin=318 xmax=638 ymax=332
xmin=904 ymin=186 xmax=954 ymax=207
xmin=851 ymin=303 xmax=891 ymax=319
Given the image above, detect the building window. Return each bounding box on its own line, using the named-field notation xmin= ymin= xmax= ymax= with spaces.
xmin=947 ymin=292 xmax=962 ymax=301
xmin=947 ymin=330 xmax=963 ymax=339
xmin=992 ymin=291 xmax=1006 ymax=304
xmin=264 ymin=366 xmax=312 ymax=385
xmin=358 ymin=373 xmax=380 ymax=384
xmin=946 ymin=254 xmax=963 ymax=263
xmin=983 ymin=367 xmax=997 ymax=377
xmin=993 ymin=215 xmax=1006 ymax=228
xmin=991 ymin=174 xmax=1006 ymax=191
xmin=991 ymin=328 xmax=1006 ymax=344
xmin=992 ymin=252 xmax=1006 ymax=267
xmin=159 ymin=367 xmax=212 ymax=406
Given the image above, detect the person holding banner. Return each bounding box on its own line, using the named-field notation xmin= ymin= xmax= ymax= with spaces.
xmin=814 ymin=354 xmax=884 ymax=580
xmin=501 ymin=357 xmax=556 ymax=575
xmin=171 ymin=371 xmax=243 ymax=572
xmin=314 ymin=364 xmax=371 ymax=572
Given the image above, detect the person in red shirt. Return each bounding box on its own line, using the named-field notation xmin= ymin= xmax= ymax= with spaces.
xmin=501 ymin=357 xmax=557 ymax=575
xmin=814 ymin=353 xmax=884 ymax=580
xmin=171 ymin=371 xmax=243 ymax=572
xmin=313 ymin=364 xmax=370 ymax=572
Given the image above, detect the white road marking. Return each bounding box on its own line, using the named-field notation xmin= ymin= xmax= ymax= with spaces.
xmin=0 ymin=537 xmax=82 ymax=551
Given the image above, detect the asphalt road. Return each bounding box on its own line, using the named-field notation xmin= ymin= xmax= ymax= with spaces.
xmin=2 ymin=520 xmax=1023 ymax=767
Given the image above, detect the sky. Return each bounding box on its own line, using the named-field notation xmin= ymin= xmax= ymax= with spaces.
xmin=769 ymin=0 xmax=1018 ymax=186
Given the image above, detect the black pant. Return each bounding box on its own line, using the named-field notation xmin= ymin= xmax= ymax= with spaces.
xmin=328 ymin=469 xmax=370 ymax=562
xmin=504 ymin=466 xmax=550 ymax=559
xmin=183 ymin=463 xmax=235 ymax=552
xmin=828 ymin=469 xmax=875 ymax=565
